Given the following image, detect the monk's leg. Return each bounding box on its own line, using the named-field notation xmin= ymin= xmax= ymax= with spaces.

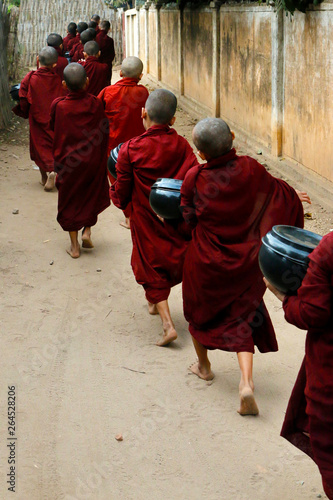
xmin=44 ymin=171 xmax=56 ymax=191
xmin=237 ymin=352 xmax=259 ymax=416
xmin=155 ymin=300 xmax=177 ymax=346
xmin=189 ymin=336 xmax=215 ymax=381
xmin=119 ymin=217 xmax=130 ymax=230
xmin=66 ymin=231 xmax=80 ymax=258
xmin=39 ymin=167 xmax=47 ymax=186
xmin=82 ymin=226 xmax=94 ymax=248
xmin=148 ymin=302 xmax=158 ymax=315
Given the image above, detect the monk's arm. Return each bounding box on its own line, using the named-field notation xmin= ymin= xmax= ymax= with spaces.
xmin=12 ymin=71 xmax=33 ymax=119
xmin=180 ymin=166 xmax=200 ymax=229
xmin=110 ymin=144 xmax=133 ymax=210
xmin=283 ymin=236 xmax=332 ymax=330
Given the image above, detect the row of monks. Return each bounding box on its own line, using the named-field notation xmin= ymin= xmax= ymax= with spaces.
xmin=12 ymin=14 xmax=333 ymax=498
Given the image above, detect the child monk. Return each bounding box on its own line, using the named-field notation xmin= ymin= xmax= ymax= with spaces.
xmin=13 ymin=47 xmax=63 ymax=190
xmin=98 ymin=56 xmax=149 ymax=228
xmin=91 ymin=14 xmax=101 ymax=33
xmin=110 ymin=89 xmax=197 ymax=345
xmin=70 ymin=29 xmax=95 ymax=63
xmin=79 ymin=41 xmax=108 ymax=96
xmin=68 ymin=22 xmax=88 ymax=58
xmin=42 ymin=33 xmax=68 ymax=80
xmin=63 ymin=22 xmax=77 ymax=52
xmin=50 ymin=63 xmax=110 ymax=258
xmin=96 ymin=20 xmax=115 ymax=84
xmin=180 ymin=118 xmax=307 ymax=415
xmin=264 ymin=232 xmax=333 ymax=499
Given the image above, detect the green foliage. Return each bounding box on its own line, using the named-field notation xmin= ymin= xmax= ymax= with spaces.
xmin=273 ymin=0 xmax=323 ymax=15
xmin=8 ymin=0 xmax=20 ymax=13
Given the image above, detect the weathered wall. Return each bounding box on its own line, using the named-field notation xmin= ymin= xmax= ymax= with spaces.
xmin=160 ymin=8 xmax=179 ymax=92
xmin=126 ymin=2 xmax=333 ymax=183
xmin=220 ymin=6 xmax=272 ymax=148
xmin=283 ymin=5 xmax=333 ymax=182
xmin=0 ymin=0 xmax=11 ymax=129
xmin=18 ymin=0 xmax=123 ymax=67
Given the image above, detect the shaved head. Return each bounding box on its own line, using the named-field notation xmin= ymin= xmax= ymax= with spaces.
xmin=193 ymin=118 xmax=233 ymax=158
xmin=121 ymin=56 xmax=143 ymax=78
xmin=77 ymin=22 xmax=88 ymax=34
xmin=47 ymin=33 xmax=63 ymax=48
xmin=63 ymin=63 xmax=87 ymax=91
xmin=101 ymin=20 xmax=110 ymax=31
xmin=80 ymin=29 xmax=95 ymax=45
xmin=91 ymin=14 xmax=100 ymax=23
xmin=145 ymin=89 xmax=177 ymax=125
xmin=38 ymin=46 xmax=58 ymax=67
xmin=67 ymin=22 xmax=77 ymax=35
xmin=88 ymin=20 xmax=97 ymax=29
xmin=84 ymin=41 xmax=100 ymax=56
xmin=87 ymin=28 xmax=97 ymax=39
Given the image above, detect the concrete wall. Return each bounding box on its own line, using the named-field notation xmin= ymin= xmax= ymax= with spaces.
xmin=125 ymin=2 xmax=333 ymax=183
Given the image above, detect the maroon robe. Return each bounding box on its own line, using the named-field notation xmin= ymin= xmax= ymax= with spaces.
xmin=63 ymin=33 xmax=76 ymax=52
xmin=67 ymin=33 xmax=80 ymax=52
xmin=96 ymin=30 xmax=115 ymax=84
xmin=281 ymin=232 xmax=333 ymax=499
xmin=70 ymin=43 xmax=84 ymax=63
xmin=110 ymin=125 xmax=197 ymax=303
xmin=36 ymin=47 xmax=68 ymax=80
xmin=180 ymin=149 xmax=304 ymax=353
xmin=80 ymin=57 xmax=109 ymax=96
xmin=13 ymin=67 xmax=63 ymax=172
xmin=50 ymin=90 xmax=110 ymax=231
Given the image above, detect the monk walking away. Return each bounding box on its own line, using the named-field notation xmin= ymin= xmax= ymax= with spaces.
xmin=63 ymin=22 xmax=77 ymax=52
xmin=50 ymin=63 xmax=110 ymax=258
xmin=37 ymin=33 xmax=68 ymax=80
xmin=264 ymin=232 xmax=333 ymax=499
xmin=181 ymin=118 xmax=309 ymax=415
xmin=96 ymin=20 xmax=115 ymax=84
xmin=98 ymin=56 xmax=149 ymax=229
xmin=13 ymin=46 xmax=64 ymax=191
xmin=79 ymin=41 xmax=109 ymax=96
xmin=111 ymin=89 xmax=197 ymax=345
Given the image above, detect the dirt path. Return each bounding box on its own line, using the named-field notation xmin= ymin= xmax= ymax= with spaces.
xmin=0 ymin=71 xmax=332 ymax=500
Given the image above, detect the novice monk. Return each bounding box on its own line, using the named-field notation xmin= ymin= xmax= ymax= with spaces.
xmin=50 ymin=63 xmax=110 ymax=258
xmin=91 ymin=14 xmax=101 ymax=33
xmin=96 ymin=20 xmax=115 ymax=84
xmin=264 ymin=232 xmax=333 ymax=499
xmin=44 ymin=33 xmax=68 ymax=79
xmin=79 ymin=41 xmax=108 ymax=96
xmin=180 ymin=118 xmax=307 ymax=415
xmin=70 ymin=29 xmax=95 ymax=63
xmin=63 ymin=22 xmax=77 ymax=52
xmin=68 ymin=22 xmax=88 ymax=57
xmin=110 ymin=89 xmax=197 ymax=345
xmin=13 ymin=47 xmax=63 ymax=190
xmin=98 ymin=56 xmax=149 ymax=228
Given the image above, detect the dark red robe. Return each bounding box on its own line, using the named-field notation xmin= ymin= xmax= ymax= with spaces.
xmin=13 ymin=67 xmax=63 ymax=172
xmin=281 ymin=232 xmax=333 ymax=499
xmin=63 ymin=33 xmax=76 ymax=52
xmin=110 ymin=125 xmax=197 ymax=303
xmin=96 ymin=30 xmax=115 ymax=84
xmin=70 ymin=43 xmax=84 ymax=63
xmin=79 ymin=57 xmax=109 ymax=96
xmin=180 ymin=149 xmax=304 ymax=353
xmin=37 ymin=47 xmax=68 ymax=80
xmin=50 ymin=90 xmax=110 ymax=231
xmin=67 ymin=33 xmax=80 ymax=52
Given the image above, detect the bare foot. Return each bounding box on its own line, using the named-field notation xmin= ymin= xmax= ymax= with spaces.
xmin=82 ymin=228 xmax=94 ymax=248
xmin=156 ymin=323 xmax=178 ymax=346
xmin=148 ymin=302 xmax=158 ymax=315
xmin=119 ymin=218 xmax=130 ymax=229
xmin=189 ymin=361 xmax=215 ymax=381
xmin=44 ymin=172 xmax=55 ymax=191
xmin=66 ymin=247 xmax=80 ymax=259
xmin=238 ymin=387 xmax=259 ymax=416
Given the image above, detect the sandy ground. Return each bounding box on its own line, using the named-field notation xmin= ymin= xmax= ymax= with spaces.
xmin=0 ymin=70 xmax=332 ymax=500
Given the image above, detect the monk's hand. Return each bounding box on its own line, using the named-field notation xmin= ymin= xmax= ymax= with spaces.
xmin=263 ymin=278 xmax=286 ymax=302
xmin=296 ymin=190 xmax=311 ymax=204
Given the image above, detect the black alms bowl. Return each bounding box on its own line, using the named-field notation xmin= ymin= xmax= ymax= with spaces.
xmin=259 ymin=225 xmax=322 ymax=294
xmin=150 ymin=178 xmax=183 ymax=219
xmin=107 ymin=143 xmax=123 ymax=179
xmin=10 ymin=84 xmax=20 ymax=102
